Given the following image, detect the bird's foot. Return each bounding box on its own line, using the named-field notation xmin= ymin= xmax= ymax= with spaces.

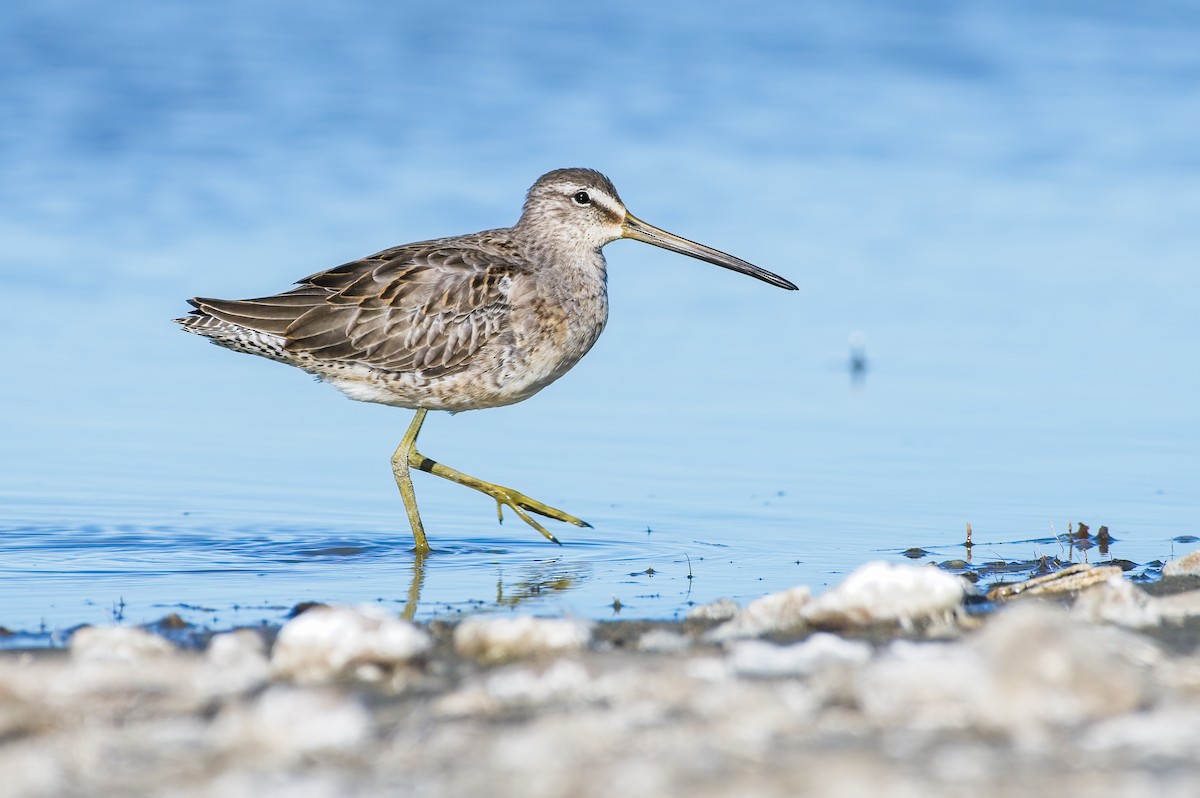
xmin=405 ymin=442 xmax=590 ymax=544
xmin=483 ymin=484 xmax=590 ymax=545
xmin=487 ymin=482 xmax=590 ymax=544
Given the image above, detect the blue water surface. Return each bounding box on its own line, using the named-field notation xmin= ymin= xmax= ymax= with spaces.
xmin=1 ymin=0 xmax=1198 ymax=633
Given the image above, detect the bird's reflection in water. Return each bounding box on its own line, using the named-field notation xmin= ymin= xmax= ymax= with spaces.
xmin=495 ymin=569 xmax=577 ymax=608
xmin=848 ymin=330 xmax=868 ymax=387
xmin=400 ymin=551 xmax=588 ymax=620
xmin=401 ymin=549 xmax=429 ymax=621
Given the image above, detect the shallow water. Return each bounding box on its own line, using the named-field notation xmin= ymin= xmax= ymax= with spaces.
xmin=2 ymin=0 xmax=1198 ymax=633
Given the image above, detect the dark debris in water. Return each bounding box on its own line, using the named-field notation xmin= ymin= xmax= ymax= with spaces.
xmin=159 ymin=602 xmax=218 ymax=613
xmin=926 ymin=520 xmax=1171 ymax=596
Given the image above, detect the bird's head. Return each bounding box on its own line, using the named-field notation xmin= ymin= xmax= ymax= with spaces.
xmin=518 ymin=168 xmax=797 ymax=290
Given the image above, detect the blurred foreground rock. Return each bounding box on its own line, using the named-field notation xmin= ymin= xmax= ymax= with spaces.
xmin=2 ymin=563 xmax=1200 ymax=797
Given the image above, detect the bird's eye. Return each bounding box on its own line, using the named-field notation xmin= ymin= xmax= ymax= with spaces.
xmin=572 ymin=191 xmax=591 ymax=205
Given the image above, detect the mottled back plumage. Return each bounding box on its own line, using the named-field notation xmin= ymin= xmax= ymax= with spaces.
xmin=182 ymin=233 xmax=520 ymax=377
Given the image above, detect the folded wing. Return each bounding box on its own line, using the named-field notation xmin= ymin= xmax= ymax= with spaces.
xmin=183 ymin=239 xmax=519 ymax=378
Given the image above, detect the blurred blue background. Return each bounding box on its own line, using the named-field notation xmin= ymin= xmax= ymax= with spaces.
xmin=2 ymin=0 xmax=1197 ymax=631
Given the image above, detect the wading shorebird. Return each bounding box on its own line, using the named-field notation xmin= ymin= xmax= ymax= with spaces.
xmin=176 ymin=168 xmax=797 ymax=551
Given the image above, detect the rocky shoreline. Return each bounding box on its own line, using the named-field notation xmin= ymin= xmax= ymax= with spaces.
xmin=3 ymin=558 xmax=1200 ymax=797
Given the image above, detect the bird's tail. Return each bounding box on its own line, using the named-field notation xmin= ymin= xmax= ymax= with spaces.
xmin=175 ymin=299 xmax=291 ymax=362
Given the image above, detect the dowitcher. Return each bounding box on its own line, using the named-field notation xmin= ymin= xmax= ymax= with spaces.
xmin=176 ymin=168 xmax=796 ymax=551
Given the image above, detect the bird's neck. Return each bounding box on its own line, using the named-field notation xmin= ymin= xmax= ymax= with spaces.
xmin=513 ymin=227 xmax=609 ymax=292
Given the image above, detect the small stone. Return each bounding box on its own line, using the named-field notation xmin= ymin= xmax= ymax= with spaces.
xmin=215 ymin=685 xmax=370 ymax=758
xmin=706 ymin=586 xmax=812 ymax=641
xmin=205 ymin=630 xmax=271 ymax=692
xmin=803 ymin=561 xmax=967 ymax=629
xmin=856 ymin=639 xmax=980 ymax=730
xmin=483 ymin=659 xmax=592 ymax=706
xmin=69 ymin=626 xmax=176 ymax=663
xmin=857 ymin=604 xmax=1161 ymax=737
xmin=453 ymin=616 xmax=592 ymax=663
xmin=686 ymin=597 xmax=741 ymax=622
xmin=988 ymin=563 xmax=1124 ymax=601
xmin=1073 ymin=578 xmax=1159 ymax=627
xmin=1151 ymin=589 xmax=1200 ymax=620
xmin=1083 ymin=707 xmax=1200 ymax=757
xmin=1162 ymin=549 xmax=1200 ymax=578
xmin=271 ymin=605 xmax=430 ymax=683
xmin=971 ymin=604 xmax=1160 ymax=733
xmin=636 ymin=629 xmax=691 ymax=653
xmin=156 ymin=613 xmax=189 ymax=629
xmin=728 ymin=633 xmax=873 ymax=678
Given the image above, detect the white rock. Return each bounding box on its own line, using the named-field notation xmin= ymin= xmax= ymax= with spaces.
xmin=0 ymin=745 xmax=63 ymax=797
xmin=856 ymin=639 xmax=981 ymax=730
xmin=686 ymin=597 xmax=741 ymax=622
xmin=208 ymin=629 xmax=268 ymax=667
xmin=205 ymin=630 xmax=271 ymax=692
xmin=69 ymin=626 xmax=176 ymax=663
xmin=728 ymin=633 xmax=873 ymax=678
xmin=705 ymin=586 xmax=812 ymax=641
xmin=484 ymin=659 xmax=593 ymax=706
xmin=685 ymin=656 xmax=733 ymax=682
xmin=803 ymin=561 xmax=967 ymax=628
xmin=1152 ymin=589 xmax=1200 ymax=620
xmin=1082 ymin=707 xmax=1200 ymax=757
xmin=971 ymin=604 xmax=1159 ymax=734
xmin=1072 ymin=577 xmax=1160 ymax=627
xmin=857 ymin=604 xmax=1161 ymax=739
xmin=636 ymin=629 xmax=691 ymax=653
xmin=214 ymin=685 xmax=370 ymax=758
xmin=454 ymin=616 xmax=591 ymax=663
xmin=1163 ymin=549 xmax=1200 ymax=577
xmin=271 ymin=605 xmax=430 ymax=683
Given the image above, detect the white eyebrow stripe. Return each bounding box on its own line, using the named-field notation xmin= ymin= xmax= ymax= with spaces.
xmin=582 ymin=189 xmax=625 ymax=223
xmin=548 ymin=180 xmax=626 ymax=221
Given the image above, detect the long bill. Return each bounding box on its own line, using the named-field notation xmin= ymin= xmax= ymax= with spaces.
xmin=621 ymin=212 xmax=798 ymax=291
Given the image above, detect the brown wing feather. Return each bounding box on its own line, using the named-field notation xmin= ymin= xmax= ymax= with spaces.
xmin=192 ymin=234 xmax=521 ymax=378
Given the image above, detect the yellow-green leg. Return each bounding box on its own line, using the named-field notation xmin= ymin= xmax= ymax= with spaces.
xmin=390 ymin=409 xmax=590 ymax=549
xmin=392 ymin=409 xmax=432 ymax=552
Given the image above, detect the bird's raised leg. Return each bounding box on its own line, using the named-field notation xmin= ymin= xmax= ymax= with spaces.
xmin=392 ymin=409 xmax=590 ymax=545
